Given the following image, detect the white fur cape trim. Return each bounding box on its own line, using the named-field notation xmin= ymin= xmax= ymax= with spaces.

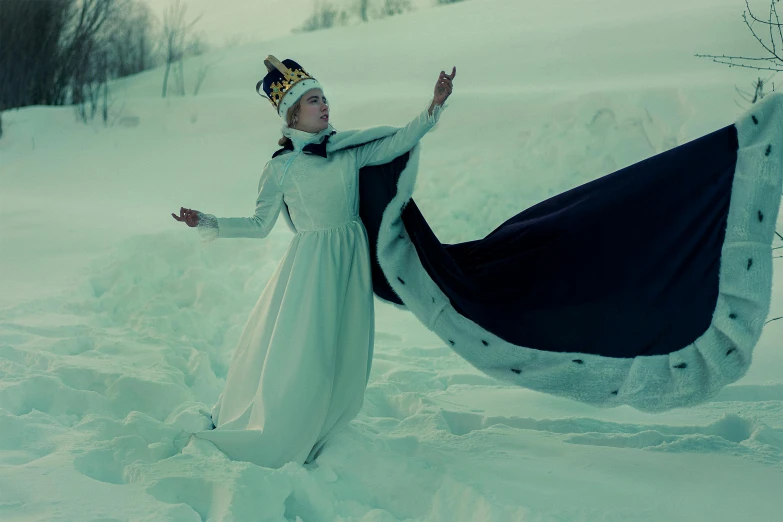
xmin=372 ymin=93 xmax=783 ymax=412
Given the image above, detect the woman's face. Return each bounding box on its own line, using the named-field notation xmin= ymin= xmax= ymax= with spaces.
xmin=292 ymin=88 xmax=329 ymax=132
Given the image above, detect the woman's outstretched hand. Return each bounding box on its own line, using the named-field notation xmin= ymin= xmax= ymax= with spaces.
xmin=433 ymin=66 xmax=456 ymax=105
xmin=172 ymin=207 xmax=200 ymax=227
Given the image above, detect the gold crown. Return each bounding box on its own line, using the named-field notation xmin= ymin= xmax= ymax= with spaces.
xmin=262 ymin=55 xmax=315 ymax=110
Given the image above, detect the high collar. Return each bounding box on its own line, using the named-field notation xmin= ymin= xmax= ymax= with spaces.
xmin=277 ymin=122 xmax=337 ymax=158
xmin=281 ymin=123 xmax=335 ymax=151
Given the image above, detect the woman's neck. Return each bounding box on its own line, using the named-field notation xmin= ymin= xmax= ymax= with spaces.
xmin=283 ymin=124 xmax=333 ymax=150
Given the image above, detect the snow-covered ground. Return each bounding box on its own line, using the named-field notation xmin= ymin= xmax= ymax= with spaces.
xmin=1 ymin=0 xmax=782 ymax=520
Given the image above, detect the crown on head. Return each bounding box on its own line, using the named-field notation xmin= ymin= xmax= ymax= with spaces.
xmin=257 ymin=55 xmax=317 ymax=111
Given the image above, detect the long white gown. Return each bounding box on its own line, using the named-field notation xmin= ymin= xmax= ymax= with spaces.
xmin=191 ymin=102 xmax=445 ymax=468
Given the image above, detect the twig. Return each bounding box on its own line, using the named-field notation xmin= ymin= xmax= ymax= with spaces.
xmin=694 ymin=57 xmax=783 ymax=73
xmin=695 ymin=53 xmax=778 ymax=62
xmin=109 ymin=100 xmax=126 ymax=128
xmin=697 ymin=2 xmax=783 ymax=74
xmin=776 ymin=230 xmax=783 ymax=241
xmin=736 ymin=86 xmax=753 ymax=103
xmin=742 ymin=11 xmax=783 ymax=62
xmin=771 ymin=1 xmax=777 ymax=56
xmin=774 ymin=0 xmax=783 ymax=44
xmin=765 ymin=316 xmax=783 ymax=325
xmin=745 ymin=0 xmax=782 ymax=26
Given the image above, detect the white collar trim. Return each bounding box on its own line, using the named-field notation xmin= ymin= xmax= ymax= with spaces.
xmin=281 ymin=123 xmax=335 ymax=151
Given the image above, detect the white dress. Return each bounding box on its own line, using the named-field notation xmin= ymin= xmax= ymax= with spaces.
xmin=191 ymin=102 xmax=445 ymax=468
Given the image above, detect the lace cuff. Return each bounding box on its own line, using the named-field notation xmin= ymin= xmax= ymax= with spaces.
xmin=196 ymin=212 xmax=219 ymax=245
xmin=427 ymin=100 xmax=449 ymax=125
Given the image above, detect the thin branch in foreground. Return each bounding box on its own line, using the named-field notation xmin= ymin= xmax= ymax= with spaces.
xmin=771 ymin=2 xmax=777 ymax=56
xmin=765 ymin=316 xmax=783 ymax=325
xmin=696 ymin=2 xmax=783 ymax=76
xmin=745 ymin=0 xmax=780 ymax=26
xmin=698 ymin=59 xmax=783 ymax=73
xmin=742 ymin=11 xmax=783 ymax=62
xmin=773 ymin=0 xmax=783 ymax=44
xmin=694 ymin=53 xmax=778 ymax=62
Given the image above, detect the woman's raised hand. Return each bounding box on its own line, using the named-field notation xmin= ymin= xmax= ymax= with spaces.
xmin=172 ymin=207 xmax=200 ymax=227
xmin=433 ymin=66 xmax=456 ymax=105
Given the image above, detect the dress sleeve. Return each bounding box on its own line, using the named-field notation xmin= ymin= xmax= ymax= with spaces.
xmin=351 ymin=101 xmax=448 ymax=168
xmin=195 ymin=161 xmax=283 ymax=243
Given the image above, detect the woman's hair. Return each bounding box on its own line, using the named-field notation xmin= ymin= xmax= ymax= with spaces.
xmin=277 ymin=98 xmax=302 ymax=147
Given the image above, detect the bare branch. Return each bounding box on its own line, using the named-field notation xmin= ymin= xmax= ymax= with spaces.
xmin=744 ymin=0 xmax=782 ymax=26
xmin=773 ymin=0 xmax=783 ymax=44
xmin=742 ymin=11 xmax=783 ymax=62
xmin=193 ymin=63 xmax=210 ymax=95
xmin=770 ymin=1 xmax=776 ymax=56
xmin=185 ymin=13 xmax=203 ymax=32
xmin=696 ymin=58 xmax=783 ymax=73
xmin=161 ymin=0 xmax=203 ymax=97
xmin=695 ymin=53 xmax=778 ymax=62
xmin=736 ymin=85 xmax=753 ymax=100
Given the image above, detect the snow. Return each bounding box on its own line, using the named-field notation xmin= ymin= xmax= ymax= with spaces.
xmin=1 ymin=0 xmax=782 ymax=520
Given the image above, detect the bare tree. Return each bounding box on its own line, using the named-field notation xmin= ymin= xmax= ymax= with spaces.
xmin=731 ymin=75 xmax=774 ymax=111
xmin=358 ymin=0 xmax=369 ymax=21
xmin=63 ymin=1 xmax=132 ymax=123
xmin=193 ymin=64 xmax=211 ymax=96
xmin=75 ymin=47 xmax=112 ymax=124
xmin=696 ymin=1 xmax=783 ymax=81
xmin=0 ymin=0 xmax=160 ymax=136
xmin=294 ymin=1 xmax=348 ymax=33
xmin=106 ymin=0 xmax=157 ymax=78
xmin=61 ymin=0 xmax=125 ymax=108
xmin=0 ymin=0 xmax=72 ymax=118
xmin=222 ymin=34 xmax=247 ymax=48
xmin=379 ymin=0 xmax=412 ymax=17
xmin=184 ymin=31 xmax=208 ymax=57
xmin=161 ymin=0 xmax=202 ymax=98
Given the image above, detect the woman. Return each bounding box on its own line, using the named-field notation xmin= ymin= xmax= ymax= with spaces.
xmin=172 ymin=56 xmax=455 ymax=468
xmin=174 ymin=55 xmax=783 ymax=468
